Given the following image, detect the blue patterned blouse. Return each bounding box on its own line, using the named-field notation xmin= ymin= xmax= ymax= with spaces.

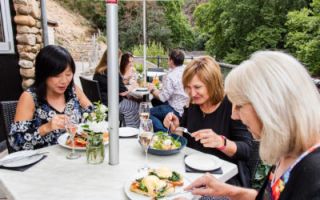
xmin=9 ymin=86 xmax=92 ymax=151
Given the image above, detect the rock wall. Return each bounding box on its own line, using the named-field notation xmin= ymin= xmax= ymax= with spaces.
xmin=13 ymin=0 xmax=42 ymax=90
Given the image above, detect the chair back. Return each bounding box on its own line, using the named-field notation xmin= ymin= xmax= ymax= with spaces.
xmin=0 ymin=101 xmax=18 ymax=153
xmin=79 ymin=76 xmax=102 ymax=103
xmin=248 ymin=141 xmax=261 ymax=185
xmin=79 ymin=76 xmax=126 ymax=127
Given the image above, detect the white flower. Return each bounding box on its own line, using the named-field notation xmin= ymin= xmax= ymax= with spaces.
xmin=87 ymin=121 xmax=108 ymax=133
xmin=83 ymin=112 xmax=89 ymax=118
xmin=99 ymin=104 xmax=108 ymax=113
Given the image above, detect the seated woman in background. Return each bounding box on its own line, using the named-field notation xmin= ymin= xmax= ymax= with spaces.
xmin=120 ymin=52 xmax=138 ymax=90
xmin=179 ymin=51 xmax=320 ymax=200
xmin=93 ymin=49 xmax=140 ymax=128
xmin=9 ymin=45 xmax=92 ymax=151
xmin=164 ymin=56 xmax=253 ymax=186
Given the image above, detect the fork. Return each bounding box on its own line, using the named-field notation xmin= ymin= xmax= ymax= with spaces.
xmin=176 ymin=127 xmax=192 ymax=136
xmin=165 ymin=122 xmax=172 ymax=136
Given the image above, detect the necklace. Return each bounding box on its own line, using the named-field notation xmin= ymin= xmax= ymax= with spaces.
xmin=200 ymin=102 xmax=221 ymax=118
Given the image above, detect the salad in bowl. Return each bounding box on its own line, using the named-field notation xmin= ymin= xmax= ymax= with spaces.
xmin=147 ymin=132 xmax=187 ymax=156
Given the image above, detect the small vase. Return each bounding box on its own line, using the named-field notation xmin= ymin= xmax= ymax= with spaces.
xmin=86 ymin=133 xmax=105 ymax=164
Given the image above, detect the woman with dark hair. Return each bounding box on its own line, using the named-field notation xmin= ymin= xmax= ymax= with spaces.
xmin=120 ymin=52 xmax=134 ymax=85
xmin=9 ymin=45 xmax=92 ymax=151
xmin=94 ymin=49 xmax=140 ymax=128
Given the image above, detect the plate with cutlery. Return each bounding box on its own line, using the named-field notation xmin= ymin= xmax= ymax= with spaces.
xmin=0 ymin=150 xmax=47 ymax=168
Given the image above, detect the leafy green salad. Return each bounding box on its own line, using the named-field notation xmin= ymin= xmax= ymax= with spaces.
xmin=150 ymin=132 xmax=181 ymax=150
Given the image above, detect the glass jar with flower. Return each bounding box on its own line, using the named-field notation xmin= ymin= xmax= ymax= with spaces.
xmin=82 ymin=102 xmax=108 ymax=164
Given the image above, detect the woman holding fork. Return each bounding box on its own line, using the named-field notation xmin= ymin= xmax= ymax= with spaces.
xmin=9 ymin=45 xmax=92 ymax=151
xmin=164 ymin=56 xmax=253 ymax=187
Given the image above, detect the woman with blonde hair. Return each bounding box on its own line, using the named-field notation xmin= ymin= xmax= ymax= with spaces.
xmin=93 ymin=49 xmax=140 ymax=128
xmin=180 ymin=51 xmax=320 ymax=200
xmin=164 ymin=56 xmax=253 ymax=186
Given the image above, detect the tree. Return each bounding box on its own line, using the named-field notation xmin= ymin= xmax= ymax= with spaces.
xmin=286 ymin=0 xmax=320 ymax=76
xmin=193 ymin=0 xmax=309 ymax=64
xmin=158 ymin=0 xmax=195 ymax=50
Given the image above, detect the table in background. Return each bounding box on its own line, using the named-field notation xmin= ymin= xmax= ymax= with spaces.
xmin=0 ymin=139 xmax=238 ymax=200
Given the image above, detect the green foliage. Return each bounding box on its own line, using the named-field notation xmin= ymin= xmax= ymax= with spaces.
xmin=285 ymin=0 xmax=320 ymax=76
xmin=132 ymin=41 xmax=167 ymax=68
xmin=158 ymin=0 xmax=195 ymax=50
xmin=193 ymin=0 xmax=309 ymax=64
xmin=252 ymin=163 xmax=271 ymax=190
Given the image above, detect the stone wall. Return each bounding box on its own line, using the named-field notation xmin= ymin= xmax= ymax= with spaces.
xmin=13 ymin=0 xmax=42 ymax=90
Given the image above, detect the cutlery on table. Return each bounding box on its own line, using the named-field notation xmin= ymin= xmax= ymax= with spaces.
xmin=0 ymin=152 xmax=49 ymax=166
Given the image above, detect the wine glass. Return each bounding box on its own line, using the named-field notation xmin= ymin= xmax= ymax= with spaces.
xmin=139 ymin=102 xmax=150 ymax=121
xmin=138 ymin=119 xmax=153 ymax=172
xmin=65 ymin=113 xmax=81 ymax=159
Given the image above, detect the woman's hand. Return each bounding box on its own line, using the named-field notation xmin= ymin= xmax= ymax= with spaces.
xmin=185 ymin=173 xmax=228 ymax=197
xmin=185 ymin=173 xmax=258 ymax=200
xmin=163 ymin=112 xmax=180 ymax=132
xmin=49 ymin=114 xmax=67 ymax=131
xmin=192 ymin=129 xmax=224 ymax=148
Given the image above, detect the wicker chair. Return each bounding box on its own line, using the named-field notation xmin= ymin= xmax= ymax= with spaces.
xmin=79 ymin=76 xmax=126 ymax=127
xmin=0 ymin=101 xmax=18 ymax=153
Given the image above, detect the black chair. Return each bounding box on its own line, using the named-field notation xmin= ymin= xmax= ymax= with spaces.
xmin=79 ymin=76 xmax=126 ymax=127
xmin=79 ymin=76 xmax=102 ymax=103
xmin=0 ymin=101 xmax=18 ymax=153
xmin=248 ymin=140 xmax=261 ymax=186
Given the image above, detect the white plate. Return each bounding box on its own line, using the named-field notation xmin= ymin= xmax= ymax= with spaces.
xmin=124 ymin=171 xmax=192 ymax=200
xmin=57 ymin=133 xmax=109 ymax=151
xmin=184 ymin=153 xmax=222 ymax=171
xmin=0 ymin=150 xmax=44 ymax=168
xmin=136 ymin=87 xmax=148 ymax=92
xmin=119 ymin=127 xmax=139 ymax=138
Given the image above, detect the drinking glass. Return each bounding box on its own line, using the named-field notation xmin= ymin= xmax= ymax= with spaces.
xmin=139 ymin=102 xmax=150 ymax=121
xmin=138 ymin=119 xmax=153 ymax=172
xmin=65 ymin=114 xmax=81 ymax=159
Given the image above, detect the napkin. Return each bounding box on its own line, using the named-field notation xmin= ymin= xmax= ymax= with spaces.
xmin=0 ymin=155 xmax=47 ymax=172
xmin=184 ymin=155 xmax=223 ymax=174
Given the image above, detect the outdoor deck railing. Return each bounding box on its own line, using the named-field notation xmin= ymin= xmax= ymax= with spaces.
xmin=134 ymin=55 xmax=237 ymax=78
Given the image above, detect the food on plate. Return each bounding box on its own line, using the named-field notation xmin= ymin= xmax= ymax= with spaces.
xmin=150 ymin=132 xmax=181 ymax=150
xmin=148 ymin=167 xmax=184 ymax=187
xmin=130 ymin=167 xmax=184 ymax=198
xmin=66 ymin=132 xmax=109 ymax=148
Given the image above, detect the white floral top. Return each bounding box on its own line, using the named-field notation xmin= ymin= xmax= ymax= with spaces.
xmin=9 ymin=86 xmax=92 ymax=151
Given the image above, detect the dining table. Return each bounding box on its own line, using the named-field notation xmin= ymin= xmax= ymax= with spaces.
xmin=0 ymin=136 xmax=238 ymax=200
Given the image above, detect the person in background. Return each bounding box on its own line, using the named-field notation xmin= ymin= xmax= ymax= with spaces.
xmin=164 ymin=56 xmax=253 ymax=187
xmin=148 ymin=49 xmax=189 ymax=132
xmin=93 ymin=49 xmax=140 ymax=128
xmin=120 ymin=52 xmax=135 ymax=86
xmin=9 ymin=45 xmax=92 ymax=151
xmin=177 ymin=51 xmax=320 ymax=200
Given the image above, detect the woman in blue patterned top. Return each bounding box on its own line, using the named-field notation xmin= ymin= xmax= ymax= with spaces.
xmin=9 ymin=45 xmax=92 ymax=151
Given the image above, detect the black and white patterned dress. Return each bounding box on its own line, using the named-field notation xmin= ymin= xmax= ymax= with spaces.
xmin=9 ymin=86 xmax=92 ymax=151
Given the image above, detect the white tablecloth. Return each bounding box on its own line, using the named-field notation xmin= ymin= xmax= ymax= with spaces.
xmin=0 ymin=138 xmax=238 ymax=200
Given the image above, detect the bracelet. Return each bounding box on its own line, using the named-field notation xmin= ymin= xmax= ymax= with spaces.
xmin=216 ymin=135 xmax=227 ymax=151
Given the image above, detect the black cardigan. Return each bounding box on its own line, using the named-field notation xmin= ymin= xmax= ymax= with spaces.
xmin=180 ymin=97 xmax=253 ymax=186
